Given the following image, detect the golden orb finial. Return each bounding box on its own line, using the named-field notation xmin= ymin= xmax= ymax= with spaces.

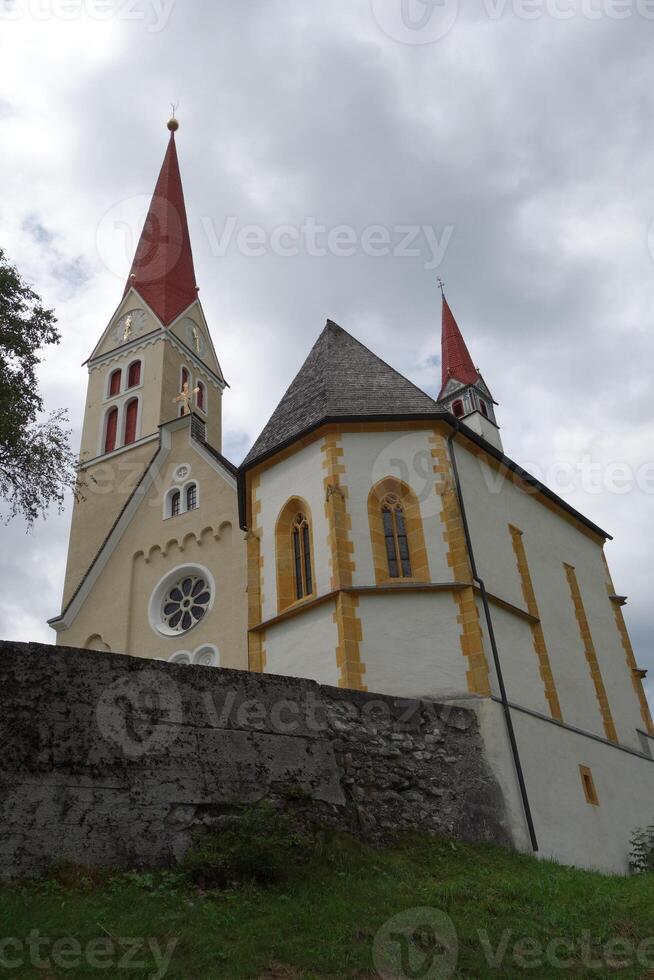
xmin=167 ymin=117 xmax=179 ymax=132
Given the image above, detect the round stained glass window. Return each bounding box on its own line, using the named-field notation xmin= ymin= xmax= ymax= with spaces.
xmin=162 ymin=575 xmax=211 ymax=633
xmin=148 ymin=564 xmax=215 ymax=638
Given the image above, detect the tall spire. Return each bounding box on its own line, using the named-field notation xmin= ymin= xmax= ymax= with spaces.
xmin=439 ymin=293 xmax=480 ymax=397
xmin=124 ymin=118 xmax=197 ymax=326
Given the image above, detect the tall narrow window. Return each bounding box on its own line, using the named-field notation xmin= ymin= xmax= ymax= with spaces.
xmin=452 ymin=399 xmax=464 ymax=418
xmin=170 ymin=490 xmax=181 ymax=517
xmin=124 ymin=398 xmax=138 ymax=446
xmin=181 ymin=367 xmax=189 ymax=390
xmin=127 ymin=360 xmax=141 ymax=388
xmin=186 ymin=483 xmax=198 ymax=511
xmin=479 ymin=399 xmax=488 ymax=418
xmin=381 ymin=493 xmax=412 ymax=579
xmin=292 ymin=512 xmax=313 ymax=599
xmin=109 ymin=370 xmax=121 ymax=397
xmin=104 ymin=407 xmax=118 ymax=454
xmin=196 ymin=381 xmax=205 ymax=411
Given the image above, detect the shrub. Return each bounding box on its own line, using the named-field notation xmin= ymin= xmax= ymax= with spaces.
xmin=182 ymin=803 xmax=310 ymax=888
xmin=629 ymin=826 xmax=654 ymax=874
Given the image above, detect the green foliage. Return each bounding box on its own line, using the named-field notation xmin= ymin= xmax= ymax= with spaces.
xmin=182 ymin=803 xmax=311 ymax=888
xmin=630 ymin=825 xmax=654 ymax=874
xmin=2 ymin=833 xmax=654 ymax=978
xmin=0 ymin=247 xmax=77 ymax=526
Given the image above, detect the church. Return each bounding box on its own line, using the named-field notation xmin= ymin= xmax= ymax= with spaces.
xmin=49 ymin=120 xmax=654 ymax=875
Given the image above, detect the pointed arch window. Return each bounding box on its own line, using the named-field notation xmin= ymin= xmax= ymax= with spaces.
xmin=124 ymin=398 xmax=138 ymax=446
xmin=292 ymin=512 xmax=312 ymax=600
xmin=381 ymin=494 xmax=412 ymax=578
xmin=104 ymin=407 xmax=118 ymax=454
xmin=275 ymin=498 xmax=315 ymax=612
xmin=368 ymin=478 xmax=430 ymax=585
xmin=127 ymin=360 xmax=141 ymax=388
xmin=108 ymin=369 xmax=121 ymax=397
xmin=186 ymin=483 xmax=198 ymax=511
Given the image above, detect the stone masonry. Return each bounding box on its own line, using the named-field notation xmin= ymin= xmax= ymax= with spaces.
xmin=0 ymin=641 xmax=513 ymax=878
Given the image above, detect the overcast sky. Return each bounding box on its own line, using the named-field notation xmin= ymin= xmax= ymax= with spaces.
xmin=0 ymin=0 xmax=652 ymax=710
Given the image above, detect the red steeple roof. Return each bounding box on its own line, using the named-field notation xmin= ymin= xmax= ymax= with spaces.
xmin=439 ymin=294 xmax=480 ymax=397
xmin=124 ymin=125 xmax=197 ymax=326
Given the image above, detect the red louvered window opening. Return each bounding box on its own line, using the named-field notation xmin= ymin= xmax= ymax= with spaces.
xmin=104 ymin=408 xmax=118 ymax=454
xmin=109 ymin=370 xmax=121 ymax=397
xmin=128 ymin=361 xmax=141 ymax=388
xmin=124 ymin=399 xmax=138 ymax=446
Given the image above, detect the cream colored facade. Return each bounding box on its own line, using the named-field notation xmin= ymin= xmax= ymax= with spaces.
xmin=52 ymin=289 xmax=247 ymax=671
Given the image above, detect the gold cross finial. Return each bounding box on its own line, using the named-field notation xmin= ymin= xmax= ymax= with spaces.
xmin=173 ymin=381 xmax=200 ymax=416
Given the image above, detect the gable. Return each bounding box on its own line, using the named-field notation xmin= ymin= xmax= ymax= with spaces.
xmin=88 ymin=289 xmax=163 ymax=363
xmin=168 ymin=300 xmax=225 ymax=382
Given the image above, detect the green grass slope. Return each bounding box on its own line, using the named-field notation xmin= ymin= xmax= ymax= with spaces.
xmin=0 ymin=834 xmax=652 ymax=979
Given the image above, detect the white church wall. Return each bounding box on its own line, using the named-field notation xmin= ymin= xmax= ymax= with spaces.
xmin=454 ymin=443 xmax=645 ymax=750
xmin=257 ymin=441 xmax=331 ymax=620
xmin=467 ymin=698 xmax=654 ymax=874
xmin=480 ymin=603 xmax=550 ymax=716
xmin=340 ymin=429 xmax=451 ymax=586
xmin=264 ymin=601 xmax=339 ymax=687
xmin=357 ymin=591 xmax=468 ymax=699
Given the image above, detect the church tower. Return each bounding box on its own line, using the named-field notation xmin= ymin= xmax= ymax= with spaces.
xmin=436 ymin=291 xmax=503 ymax=452
xmin=60 ymin=119 xmax=226 ymax=609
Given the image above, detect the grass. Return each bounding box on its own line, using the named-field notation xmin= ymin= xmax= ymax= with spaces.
xmin=0 ymin=833 xmax=653 ymax=978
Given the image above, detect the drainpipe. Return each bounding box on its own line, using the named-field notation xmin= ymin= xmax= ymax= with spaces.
xmin=447 ymin=428 xmax=539 ymax=853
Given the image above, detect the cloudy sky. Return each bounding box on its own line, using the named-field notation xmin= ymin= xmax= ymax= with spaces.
xmin=0 ymin=0 xmax=652 ymax=709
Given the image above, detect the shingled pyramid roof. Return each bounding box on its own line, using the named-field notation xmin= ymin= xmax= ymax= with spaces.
xmin=243 ymin=320 xmax=440 ymax=468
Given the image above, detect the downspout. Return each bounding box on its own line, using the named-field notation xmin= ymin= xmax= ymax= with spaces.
xmin=447 ymin=427 xmax=539 ymax=853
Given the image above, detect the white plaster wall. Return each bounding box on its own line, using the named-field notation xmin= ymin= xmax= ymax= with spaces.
xmin=454 ymin=444 xmax=645 ymax=749
xmin=340 ymin=429 xmax=451 ymax=586
xmin=358 ymin=591 xmax=468 ymax=699
xmin=482 ymin=604 xmax=549 ymax=715
xmin=264 ymin=601 xmax=339 ymax=687
xmin=471 ymin=698 xmax=654 ymax=874
xmin=257 ymin=441 xmax=331 ymax=620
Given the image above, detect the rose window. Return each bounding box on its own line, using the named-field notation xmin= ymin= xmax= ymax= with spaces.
xmin=162 ymin=575 xmax=211 ymax=633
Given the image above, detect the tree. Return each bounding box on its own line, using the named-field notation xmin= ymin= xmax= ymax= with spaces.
xmin=0 ymin=247 xmax=77 ymax=527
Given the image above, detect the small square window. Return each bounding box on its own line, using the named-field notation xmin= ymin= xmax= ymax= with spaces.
xmin=579 ymin=765 xmax=599 ymax=806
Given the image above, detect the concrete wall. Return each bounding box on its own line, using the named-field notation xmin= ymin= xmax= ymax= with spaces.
xmin=0 ymin=642 xmax=511 ymax=879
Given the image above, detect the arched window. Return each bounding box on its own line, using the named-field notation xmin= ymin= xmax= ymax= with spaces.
xmin=275 ymin=497 xmax=315 ymax=612
xmin=108 ymin=369 xmax=121 ymax=397
xmin=124 ymin=398 xmax=138 ymax=446
xmin=479 ymin=399 xmax=489 ymax=418
xmin=181 ymin=367 xmax=189 ymax=390
xmin=381 ymin=493 xmax=412 ymax=578
xmin=170 ymin=490 xmax=181 ymax=517
xmin=127 ymin=360 xmax=141 ymax=388
xmin=104 ymin=407 xmax=118 ymax=454
xmin=368 ymin=478 xmax=430 ymax=585
xmin=452 ymin=399 xmax=464 ymax=418
xmin=186 ymin=483 xmax=198 ymax=511
xmin=196 ymin=381 xmax=205 ymax=412
xmin=292 ymin=512 xmax=312 ymax=600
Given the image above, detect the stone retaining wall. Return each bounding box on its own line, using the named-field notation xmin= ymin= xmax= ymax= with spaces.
xmin=0 ymin=642 xmax=512 ymax=877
